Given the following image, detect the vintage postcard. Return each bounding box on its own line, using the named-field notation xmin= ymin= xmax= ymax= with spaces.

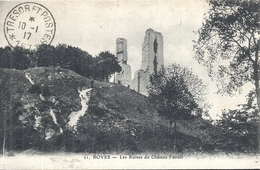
xmin=0 ymin=0 xmax=259 ymax=169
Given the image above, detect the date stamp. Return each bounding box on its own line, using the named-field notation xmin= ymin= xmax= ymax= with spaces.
xmin=4 ymin=2 xmax=56 ymax=53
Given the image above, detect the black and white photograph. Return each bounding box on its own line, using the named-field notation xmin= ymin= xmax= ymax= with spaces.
xmin=0 ymin=0 xmax=259 ymax=169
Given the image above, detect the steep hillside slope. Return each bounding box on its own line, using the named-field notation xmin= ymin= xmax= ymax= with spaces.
xmin=0 ymin=67 xmax=212 ymax=153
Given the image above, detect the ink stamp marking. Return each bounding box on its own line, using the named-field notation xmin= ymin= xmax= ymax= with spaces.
xmin=4 ymin=2 xmax=56 ymax=52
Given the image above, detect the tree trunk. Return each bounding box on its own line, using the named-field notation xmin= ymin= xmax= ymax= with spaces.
xmin=114 ymin=72 xmax=116 ymax=83
xmin=9 ymin=109 xmax=13 ymax=155
xmin=254 ymin=48 xmax=260 ymax=111
xmin=256 ymin=81 xmax=260 ymax=111
xmin=2 ymin=106 xmax=6 ymax=157
xmin=106 ymin=73 xmax=109 ymax=82
xmin=169 ymin=121 xmax=172 ymax=135
xmin=174 ymin=119 xmax=177 ymax=150
xmin=3 ymin=124 xmax=6 ymax=157
xmin=102 ymin=69 xmax=105 ymax=82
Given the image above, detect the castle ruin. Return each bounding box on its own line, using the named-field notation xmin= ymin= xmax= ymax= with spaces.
xmin=132 ymin=29 xmax=164 ymax=95
xmin=115 ymin=38 xmax=131 ymax=87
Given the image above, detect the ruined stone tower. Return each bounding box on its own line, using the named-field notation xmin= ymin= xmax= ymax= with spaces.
xmin=132 ymin=29 xmax=164 ymax=95
xmin=115 ymin=38 xmax=131 ymax=87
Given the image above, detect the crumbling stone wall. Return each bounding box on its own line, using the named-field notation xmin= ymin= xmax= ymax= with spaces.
xmin=141 ymin=28 xmax=164 ymax=74
xmin=132 ymin=29 xmax=164 ymax=96
xmin=115 ymin=38 xmax=131 ymax=87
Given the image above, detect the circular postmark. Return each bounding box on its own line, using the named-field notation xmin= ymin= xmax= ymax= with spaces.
xmin=4 ymin=2 xmax=56 ymax=53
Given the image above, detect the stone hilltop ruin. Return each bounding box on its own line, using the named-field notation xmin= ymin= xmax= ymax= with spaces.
xmin=131 ymin=28 xmax=164 ymax=95
xmin=115 ymin=29 xmax=164 ymax=96
xmin=115 ymin=38 xmax=132 ymax=87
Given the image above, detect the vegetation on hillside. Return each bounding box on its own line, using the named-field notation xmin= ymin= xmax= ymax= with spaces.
xmin=89 ymin=51 xmax=122 ymax=82
xmin=211 ymin=92 xmax=259 ymax=153
xmin=0 ymin=44 xmax=121 ymax=82
xmin=193 ymin=0 xmax=259 ymax=153
xmin=0 ymin=67 xmax=210 ymax=154
xmin=148 ymin=64 xmax=209 ymax=150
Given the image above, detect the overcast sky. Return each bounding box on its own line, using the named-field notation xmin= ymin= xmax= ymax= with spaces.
xmin=0 ymin=0 xmax=251 ymax=119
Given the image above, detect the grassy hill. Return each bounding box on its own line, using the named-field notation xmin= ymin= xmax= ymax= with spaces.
xmin=0 ymin=67 xmax=213 ymax=154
